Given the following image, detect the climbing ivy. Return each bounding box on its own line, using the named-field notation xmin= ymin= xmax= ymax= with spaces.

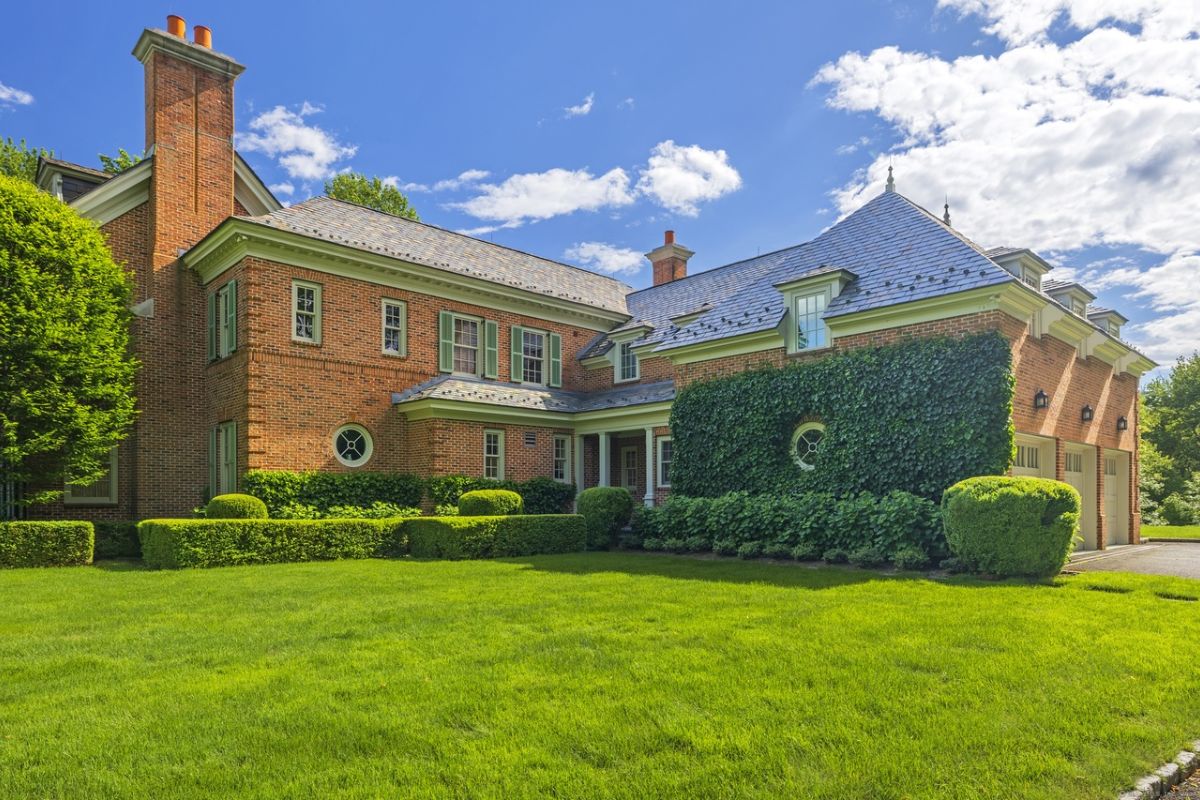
xmin=669 ymin=332 xmax=1014 ymax=499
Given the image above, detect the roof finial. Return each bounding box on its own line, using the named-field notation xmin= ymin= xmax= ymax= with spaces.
xmin=943 ymin=194 xmax=951 ymax=226
xmin=885 ymin=165 xmax=895 ymax=193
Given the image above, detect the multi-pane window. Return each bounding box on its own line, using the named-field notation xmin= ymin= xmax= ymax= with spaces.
xmin=210 ymin=421 xmax=237 ymax=496
xmin=64 ymin=447 xmax=118 ymax=506
xmin=657 ymin=438 xmax=673 ymax=488
xmin=553 ymin=435 xmax=569 ymax=482
xmin=795 ymin=290 xmax=828 ymax=350
xmin=619 ymin=341 xmax=639 ymax=382
xmin=522 ymin=330 xmax=545 ymax=384
xmin=1105 ymin=457 xmax=1117 ymax=477
xmin=293 ymin=281 xmax=321 ymax=343
xmin=1107 ymin=322 xmax=1121 ymax=337
xmin=1022 ymin=268 xmax=1040 ymax=290
xmin=382 ymin=300 xmax=406 ymax=356
xmin=791 ymin=423 xmax=825 ymax=471
xmin=1065 ymin=452 xmax=1083 ymax=473
xmin=334 ymin=424 xmax=373 ymax=467
xmin=218 ymin=282 xmax=236 ymax=357
xmin=454 ymin=317 xmax=480 ymax=375
xmin=621 ymin=447 xmax=638 ymax=489
xmin=484 ymin=429 xmax=504 ymax=480
xmin=1015 ymin=444 xmax=1040 ymax=470
xmin=1071 ymin=299 xmax=1086 ymax=316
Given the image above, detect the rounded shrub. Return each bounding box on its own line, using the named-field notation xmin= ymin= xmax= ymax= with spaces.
xmin=458 ymin=489 xmax=524 ymax=516
xmin=577 ymin=487 xmax=635 ymax=549
xmin=941 ymin=476 xmax=1080 ymax=578
xmin=205 ymin=493 xmax=268 ymax=519
xmin=891 ymin=545 xmax=931 ymax=572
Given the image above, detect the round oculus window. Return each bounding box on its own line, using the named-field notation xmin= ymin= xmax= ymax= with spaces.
xmin=791 ymin=422 xmax=825 ymax=471
xmin=333 ymin=424 xmax=373 ymax=467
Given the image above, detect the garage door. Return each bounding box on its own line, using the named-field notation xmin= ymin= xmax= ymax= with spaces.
xmin=1012 ymin=435 xmax=1053 ymax=478
xmin=1063 ymin=446 xmax=1097 ymax=550
xmin=1104 ymin=451 xmax=1130 ymax=545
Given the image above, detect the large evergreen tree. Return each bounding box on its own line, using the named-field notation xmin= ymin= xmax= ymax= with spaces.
xmin=0 ymin=174 xmax=138 ymax=510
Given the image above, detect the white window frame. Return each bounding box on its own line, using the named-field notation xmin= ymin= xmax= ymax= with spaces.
xmin=333 ymin=424 xmax=374 ymax=468
xmin=657 ymin=436 xmax=673 ymax=489
xmin=1065 ymin=452 xmax=1084 ymax=473
xmin=1021 ymin=267 xmax=1041 ymax=291
xmin=484 ymin=429 xmax=505 ymax=480
xmin=64 ymin=447 xmax=118 ymax=506
xmin=791 ymin=422 xmax=826 ymax=471
xmin=217 ymin=281 xmax=236 ymax=358
xmin=553 ymin=435 xmax=570 ymax=483
xmin=616 ymin=341 xmax=640 ymax=383
xmin=520 ymin=328 xmax=547 ymax=385
xmin=1070 ymin=299 xmax=1086 ymax=316
xmin=381 ymin=299 xmax=407 ymax=357
xmin=793 ymin=288 xmax=831 ymax=352
xmin=1015 ymin=444 xmax=1040 ymax=471
xmin=292 ymin=280 xmax=322 ymax=344
xmin=452 ymin=314 xmax=482 ymax=377
xmin=620 ymin=446 xmax=638 ymax=489
xmin=1107 ymin=321 xmax=1121 ymax=337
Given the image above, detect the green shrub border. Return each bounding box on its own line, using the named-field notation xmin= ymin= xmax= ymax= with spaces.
xmin=407 ymin=515 xmax=586 ymax=559
xmin=242 ymin=471 xmax=425 ymax=515
xmin=0 ymin=521 xmax=94 ymax=568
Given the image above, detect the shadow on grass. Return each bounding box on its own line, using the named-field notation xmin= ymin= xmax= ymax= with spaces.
xmin=91 ymin=558 xmax=148 ymax=572
xmin=505 ymin=550 xmax=1009 ymax=591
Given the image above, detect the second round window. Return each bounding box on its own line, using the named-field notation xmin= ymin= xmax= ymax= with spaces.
xmin=334 ymin=424 xmax=373 ymax=467
xmin=791 ymin=422 xmax=825 ymax=471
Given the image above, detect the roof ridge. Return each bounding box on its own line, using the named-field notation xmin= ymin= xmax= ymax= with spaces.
xmin=293 ymin=195 xmax=636 ymax=293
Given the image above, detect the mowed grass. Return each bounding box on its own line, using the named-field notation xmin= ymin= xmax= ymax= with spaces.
xmin=1143 ymin=524 xmax=1200 ymax=540
xmin=2 ymin=555 xmax=1199 ymax=800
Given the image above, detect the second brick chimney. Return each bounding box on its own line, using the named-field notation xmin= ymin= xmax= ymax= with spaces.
xmin=646 ymin=230 xmax=694 ymax=286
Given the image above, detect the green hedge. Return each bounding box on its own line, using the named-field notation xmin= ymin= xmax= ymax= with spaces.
xmin=205 ymin=493 xmax=268 ymax=519
xmin=0 ymin=521 xmax=94 ymax=567
xmin=634 ymin=490 xmax=945 ymax=563
xmin=942 ymin=476 xmax=1080 ymax=577
xmin=458 ymin=489 xmax=524 ymax=516
xmin=274 ymin=502 xmax=422 ymax=520
xmin=138 ymin=518 xmax=408 ymax=569
xmin=669 ymin=332 xmax=1014 ymax=499
xmin=242 ymin=470 xmax=425 ymax=515
xmin=577 ymin=487 xmax=635 ymax=549
xmin=426 ymin=475 xmax=576 ymax=514
xmin=94 ymin=521 xmax=140 ymax=559
xmin=407 ymin=515 xmax=586 ymax=559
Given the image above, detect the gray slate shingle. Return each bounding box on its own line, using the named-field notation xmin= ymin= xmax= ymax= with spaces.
xmin=391 ymin=376 xmax=675 ymax=413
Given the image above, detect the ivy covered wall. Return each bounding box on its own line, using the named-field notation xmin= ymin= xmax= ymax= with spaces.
xmin=669 ymin=332 xmax=1014 ymax=499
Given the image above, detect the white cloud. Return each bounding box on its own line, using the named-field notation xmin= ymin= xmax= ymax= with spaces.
xmin=268 ymin=181 xmax=295 ymax=196
xmin=565 ymin=92 xmax=595 ymax=117
xmin=383 ymin=176 xmax=430 ymax=193
xmin=236 ymin=103 xmax=357 ymax=181
xmin=433 ymin=169 xmax=490 ymax=191
xmin=836 ymin=136 xmax=872 ymax=156
xmin=618 ymin=97 xmax=635 ymax=110
xmin=635 ymin=140 xmax=743 ymax=216
xmin=812 ymin=1 xmax=1200 ymax=363
xmin=0 ymin=80 xmax=33 ymax=106
xmin=450 ymin=167 xmax=634 ymax=227
xmin=564 ymin=242 xmax=644 ymax=276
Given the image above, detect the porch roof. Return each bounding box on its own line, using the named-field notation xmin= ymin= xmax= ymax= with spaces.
xmin=391 ymin=376 xmax=675 ymax=415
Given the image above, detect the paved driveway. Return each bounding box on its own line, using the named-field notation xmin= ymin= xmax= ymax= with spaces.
xmin=1069 ymin=543 xmax=1200 ymax=579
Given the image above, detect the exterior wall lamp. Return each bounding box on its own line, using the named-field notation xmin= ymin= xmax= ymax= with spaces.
xmin=1034 ymin=389 xmax=1049 ymax=410
xmin=1081 ymin=404 xmax=1094 ymax=422
xmin=1116 ymin=416 xmax=1128 ymax=431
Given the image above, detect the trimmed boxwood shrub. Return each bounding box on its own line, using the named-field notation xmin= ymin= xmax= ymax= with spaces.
xmin=275 ymin=501 xmax=421 ymax=520
xmin=669 ymin=332 xmax=1013 ymax=500
xmin=0 ymin=521 xmax=94 ymax=567
xmin=406 ymin=515 xmax=586 ymax=559
xmin=242 ymin=470 xmax=424 ymax=515
xmin=458 ymin=489 xmax=524 ymax=516
xmin=577 ymin=487 xmax=635 ymax=549
xmin=426 ymin=475 xmax=576 ymax=514
xmin=942 ymin=476 xmax=1080 ymax=577
xmin=138 ymin=518 xmax=407 ymax=569
xmin=94 ymin=521 xmax=140 ymax=559
xmin=205 ymin=493 xmax=269 ymax=519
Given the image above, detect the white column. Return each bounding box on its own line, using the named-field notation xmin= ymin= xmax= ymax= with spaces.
xmin=643 ymin=427 xmax=656 ymax=507
xmin=598 ymin=432 xmax=610 ymax=487
xmin=573 ymin=434 xmax=584 ymax=493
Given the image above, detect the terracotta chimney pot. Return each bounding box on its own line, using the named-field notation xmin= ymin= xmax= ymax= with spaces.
xmin=166 ymin=15 xmax=186 ymax=37
xmin=193 ymin=25 xmax=212 ymax=48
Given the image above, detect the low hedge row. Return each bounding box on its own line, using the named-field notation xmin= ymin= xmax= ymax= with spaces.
xmin=0 ymin=521 xmax=94 ymax=568
xmin=407 ymin=515 xmax=587 ymax=559
xmin=633 ymin=490 xmax=945 ymax=564
xmin=139 ymin=518 xmax=408 ymax=569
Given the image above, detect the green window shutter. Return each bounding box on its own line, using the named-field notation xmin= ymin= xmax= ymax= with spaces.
xmin=207 ymin=427 xmax=218 ymax=499
xmin=484 ymin=320 xmax=499 ymax=379
xmin=510 ymin=326 xmax=524 ymax=382
xmin=228 ymin=421 xmax=238 ymax=492
xmin=206 ymin=292 xmax=217 ymax=362
xmin=549 ymin=333 xmax=562 ymax=387
xmin=438 ymin=311 xmax=454 ymax=372
xmin=227 ymin=280 xmax=237 ymax=352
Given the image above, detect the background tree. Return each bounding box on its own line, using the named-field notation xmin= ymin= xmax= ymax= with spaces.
xmin=0 ymin=174 xmax=137 ymax=512
xmin=98 ymin=148 xmax=145 ymax=175
xmin=1142 ymin=354 xmax=1200 ymax=523
xmin=324 ymin=172 xmax=419 ymax=219
xmin=0 ymin=137 xmax=52 ymax=183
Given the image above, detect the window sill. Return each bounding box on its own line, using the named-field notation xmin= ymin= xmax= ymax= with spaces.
xmin=787 ymin=345 xmax=833 ymax=358
xmin=381 ymin=350 xmax=407 ymax=359
xmin=291 ymin=338 xmax=321 ymax=347
xmin=614 ymin=376 xmax=640 ymax=384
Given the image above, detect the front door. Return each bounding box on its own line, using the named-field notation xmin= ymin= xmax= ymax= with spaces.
xmin=620 ymin=446 xmax=638 ymax=491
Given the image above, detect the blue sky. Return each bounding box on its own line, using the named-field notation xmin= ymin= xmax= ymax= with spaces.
xmin=2 ymin=0 xmax=1197 ymax=369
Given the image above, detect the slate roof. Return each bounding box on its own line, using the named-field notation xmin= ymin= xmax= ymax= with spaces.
xmin=391 ymin=376 xmax=675 ymax=413
xmin=582 ymin=191 xmax=1017 ymax=358
xmin=234 ymin=196 xmax=632 ymax=315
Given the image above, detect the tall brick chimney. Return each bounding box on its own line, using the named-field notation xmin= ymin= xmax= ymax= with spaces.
xmin=646 ymin=230 xmax=694 ymax=287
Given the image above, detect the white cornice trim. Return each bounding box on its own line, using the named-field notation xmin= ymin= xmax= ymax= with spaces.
xmin=395 ymin=397 xmax=671 ymax=431
xmin=234 ymin=155 xmax=281 ymax=214
xmin=70 ymin=160 xmax=152 ymax=226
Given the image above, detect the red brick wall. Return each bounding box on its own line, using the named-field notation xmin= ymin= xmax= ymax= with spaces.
xmin=578 ymin=353 xmax=674 ymax=392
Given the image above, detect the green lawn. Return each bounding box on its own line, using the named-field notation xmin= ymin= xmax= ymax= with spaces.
xmin=2 ymin=555 xmax=1198 ymax=800
xmin=1143 ymin=524 xmax=1200 ymax=539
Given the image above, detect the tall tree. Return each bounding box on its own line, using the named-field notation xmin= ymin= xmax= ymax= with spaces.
xmin=0 ymin=137 xmax=52 ymax=183
xmin=0 ymin=174 xmax=138 ymax=512
xmin=98 ymin=148 xmax=145 ymax=175
xmin=325 ymin=172 xmax=419 ymax=220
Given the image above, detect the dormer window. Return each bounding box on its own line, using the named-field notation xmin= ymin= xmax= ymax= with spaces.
xmin=1022 ymin=267 xmax=1040 ymax=291
xmin=1071 ymin=299 xmax=1086 ymax=316
xmin=794 ymin=290 xmax=829 ymax=351
xmin=618 ymin=341 xmax=639 ymax=382
xmin=1107 ymin=321 xmax=1120 ymax=337
xmin=776 ymin=268 xmax=855 ymax=355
